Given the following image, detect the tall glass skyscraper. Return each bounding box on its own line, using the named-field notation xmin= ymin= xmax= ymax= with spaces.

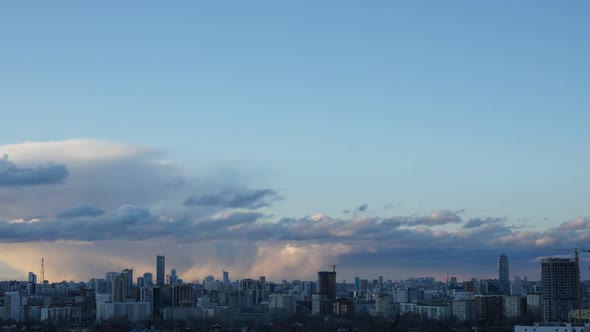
xmin=498 ymin=254 xmax=510 ymax=294
xmin=156 ymin=255 xmax=165 ymax=286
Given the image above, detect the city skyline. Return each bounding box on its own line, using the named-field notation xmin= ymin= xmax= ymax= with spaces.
xmin=1 ymin=2 xmax=590 ymax=282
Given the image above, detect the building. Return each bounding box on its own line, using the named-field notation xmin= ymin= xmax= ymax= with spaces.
xmin=4 ymin=291 xmax=21 ymax=321
xmin=156 ymin=255 xmax=165 ymax=286
xmin=334 ymin=298 xmax=355 ymax=316
xmin=152 ymin=286 xmax=161 ymax=317
xmin=318 ymin=271 xmax=336 ymax=300
xmin=169 ymin=268 xmax=179 ymax=284
xmin=515 ymin=323 xmax=590 ymax=332
xmin=143 ymin=272 xmax=153 ymax=285
xmin=28 ymin=272 xmax=37 ymax=295
xmin=498 ymin=254 xmax=510 ymax=294
xmin=112 ymin=275 xmax=128 ymax=302
xmin=314 ymin=270 xmax=336 ymax=315
xmin=40 ymin=307 xmax=81 ymax=323
xmin=452 ymin=300 xmax=476 ymax=321
xmin=372 ymin=293 xmax=397 ymax=319
xmin=121 ymin=269 xmax=133 ymax=296
xmin=527 ymin=293 xmax=543 ymax=320
xmin=542 ymin=257 xmax=579 ymax=321
xmin=269 ymin=294 xmax=296 ymax=316
xmin=140 ymin=287 xmax=154 ymax=314
xmin=399 ymin=303 xmax=452 ymax=320
xmin=95 ymin=293 xmax=112 ymax=321
xmin=172 ymin=284 xmax=193 ymax=307
xmin=504 ymin=295 xmax=527 ymax=319
xmin=475 ymin=295 xmax=503 ymax=322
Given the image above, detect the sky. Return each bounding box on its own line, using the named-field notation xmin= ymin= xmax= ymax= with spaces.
xmin=0 ymin=1 xmax=589 ymax=283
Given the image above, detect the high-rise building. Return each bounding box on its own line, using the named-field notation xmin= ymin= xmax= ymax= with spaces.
xmin=121 ymin=269 xmax=133 ymax=296
xmin=4 ymin=291 xmax=21 ymax=321
xmin=152 ymin=286 xmax=161 ymax=317
xmin=475 ymin=294 xmax=503 ymax=322
xmin=504 ymin=295 xmax=527 ymax=319
xmin=169 ymin=269 xmax=178 ymax=284
xmin=498 ymin=254 xmax=510 ymax=295
xmin=143 ymin=272 xmax=153 ymax=285
xmin=318 ymin=271 xmax=336 ymax=300
xmin=28 ymin=272 xmax=37 ymax=295
xmin=156 ymin=255 xmax=165 ymax=286
xmin=511 ymin=276 xmax=522 ymax=296
xmin=223 ymin=271 xmax=230 ymax=284
xmin=541 ymin=257 xmax=579 ymax=321
xmin=105 ymin=272 xmax=118 ymax=296
xmin=113 ymin=275 xmax=128 ymax=302
xmin=171 ymin=284 xmax=193 ymax=307
xmin=314 ymin=270 xmax=337 ymax=315
xmin=354 ymin=277 xmax=360 ymax=291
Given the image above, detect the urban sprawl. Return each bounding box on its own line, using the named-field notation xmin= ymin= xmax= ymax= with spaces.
xmin=0 ymin=254 xmax=588 ymax=332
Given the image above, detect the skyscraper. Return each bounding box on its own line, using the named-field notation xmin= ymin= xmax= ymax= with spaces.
xmin=171 ymin=284 xmax=193 ymax=307
xmin=318 ymin=271 xmax=337 ymax=300
xmin=541 ymin=257 xmax=579 ymax=321
xmin=498 ymin=254 xmax=510 ymax=294
xmin=121 ymin=268 xmax=133 ymax=296
xmin=28 ymin=272 xmax=37 ymax=295
xmin=113 ymin=275 xmax=128 ymax=302
xmin=143 ymin=272 xmax=153 ymax=285
xmin=156 ymin=255 xmax=165 ymax=286
xmin=4 ymin=291 xmax=20 ymax=321
xmin=223 ymin=270 xmax=229 ymax=284
xmin=169 ymin=268 xmax=181 ymax=284
xmin=313 ymin=269 xmax=337 ymax=315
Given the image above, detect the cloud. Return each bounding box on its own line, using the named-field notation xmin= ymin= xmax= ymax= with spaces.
xmin=1 ymin=200 xmax=589 ymax=281
xmin=183 ymin=188 xmax=283 ymax=209
xmin=0 ymin=140 xmax=192 ymax=220
xmin=0 ymin=155 xmax=69 ymax=186
xmin=406 ymin=210 xmax=462 ymax=226
xmin=463 ymin=217 xmax=505 ymax=229
xmin=2 ymin=139 xmax=589 ymax=283
xmin=0 ymin=139 xmax=152 ymax=164
xmin=383 ymin=209 xmax=463 ymax=227
xmin=0 ymin=205 xmax=266 ymax=243
xmin=57 ymin=205 xmax=105 ymax=218
xmin=559 ymin=217 xmax=590 ymax=231
xmin=356 ymin=203 xmax=368 ymax=212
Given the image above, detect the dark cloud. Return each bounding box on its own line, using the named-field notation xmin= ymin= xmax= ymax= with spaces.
xmin=183 ymin=188 xmax=283 ymax=209
xmin=57 ymin=205 xmax=105 ymax=219
xmin=383 ymin=210 xmax=463 ymax=227
xmin=194 ymin=211 xmax=264 ymax=231
xmin=0 ymin=155 xmax=69 ymax=186
xmin=383 ymin=203 xmax=399 ymax=210
xmin=463 ymin=217 xmax=505 ymax=229
xmin=3 ymin=202 xmax=590 ymax=281
xmin=407 ymin=210 xmax=462 ymax=226
xmin=3 ymin=204 xmax=586 ymax=262
xmin=357 ymin=204 xmax=368 ymax=212
xmin=0 ymin=206 xmax=264 ymax=243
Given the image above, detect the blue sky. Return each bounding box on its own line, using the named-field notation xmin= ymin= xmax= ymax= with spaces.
xmin=0 ymin=1 xmax=589 ymax=282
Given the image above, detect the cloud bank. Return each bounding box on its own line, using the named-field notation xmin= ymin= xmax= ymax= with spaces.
xmin=0 ymin=155 xmax=69 ymax=186
xmin=0 ymin=139 xmax=587 ymax=282
xmin=183 ymin=188 xmax=283 ymax=209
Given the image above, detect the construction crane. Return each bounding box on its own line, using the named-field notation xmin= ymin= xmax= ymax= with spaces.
xmin=328 ymin=264 xmax=337 ymax=272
